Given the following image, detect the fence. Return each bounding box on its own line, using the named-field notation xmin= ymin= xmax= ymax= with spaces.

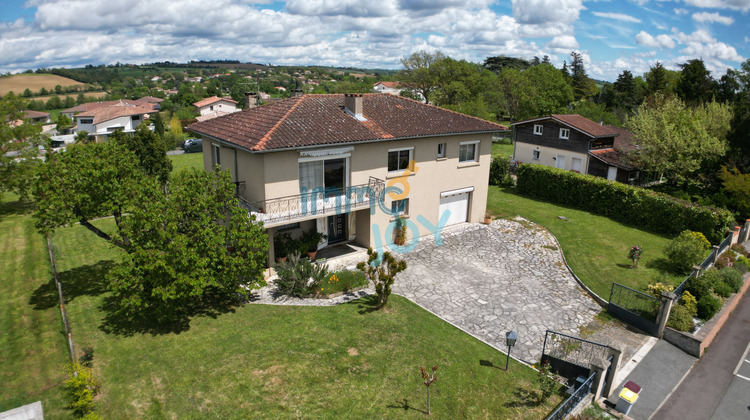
xmin=541 ymin=330 xmax=611 ymax=380
xmin=545 ymin=372 xmax=596 ymax=420
xmin=607 ymin=283 xmax=660 ymax=336
xmin=46 ymin=234 xmax=76 ymax=361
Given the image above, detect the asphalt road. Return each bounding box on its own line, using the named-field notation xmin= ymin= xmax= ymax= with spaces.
xmin=654 ymin=283 xmax=750 ymax=420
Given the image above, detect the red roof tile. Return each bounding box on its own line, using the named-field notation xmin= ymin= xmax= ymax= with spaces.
xmin=589 ymin=148 xmax=636 ymax=169
xmin=76 ymin=101 xmax=153 ymax=124
xmin=513 ymin=114 xmax=618 ymax=138
xmin=187 ymin=94 xmax=507 ymax=152
xmin=193 ymin=96 xmax=237 ymax=108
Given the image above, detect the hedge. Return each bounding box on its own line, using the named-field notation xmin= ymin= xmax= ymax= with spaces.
xmin=516 ymin=164 xmax=735 ymax=243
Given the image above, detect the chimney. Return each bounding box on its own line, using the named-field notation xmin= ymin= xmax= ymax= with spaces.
xmin=245 ymin=92 xmax=258 ymax=109
xmin=291 ymin=88 xmax=304 ymax=98
xmin=344 ymin=93 xmax=364 ymax=120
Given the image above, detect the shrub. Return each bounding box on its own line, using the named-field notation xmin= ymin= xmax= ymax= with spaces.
xmin=736 ymin=255 xmax=750 ymax=274
xmin=489 ymin=155 xmax=513 ymax=186
xmin=719 ymin=267 xmax=744 ymax=293
xmin=646 ymin=282 xmax=673 ymax=298
xmin=687 ymin=231 xmax=711 ymax=250
xmin=730 ymin=244 xmax=750 ymax=258
xmin=314 ymin=270 xmax=368 ymax=295
xmin=665 ymin=231 xmax=709 ymax=273
xmin=685 ymin=273 xmax=713 ymax=300
xmin=275 ymin=253 xmax=329 ymax=297
xmin=515 ymin=164 xmax=734 ymax=243
xmin=713 ymin=281 xmax=733 ymax=298
xmin=537 ymin=360 xmax=558 ymax=403
xmin=628 ymin=245 xmax=642 ymax=267
xmin=79 ymin=346 xmax=94 ymax=367
xmin=697 ymin=294 xmax=722 ymax=320
xmin=667 ymin=304 xmax=694 ymax=332
xmin=680 ymin=291 xmax=698 ymax=316
xmin=63 ymin=362 xmax=101 ymax=417
xmin=357 ymin=248 xmax=407 ymax=309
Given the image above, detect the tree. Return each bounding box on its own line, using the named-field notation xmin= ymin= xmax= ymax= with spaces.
xmin=612 ymin=70 xmax=639 ymax=113
xmin=0 ymin=93 xmax=43 ymax=201
xmin=645 ymin=62 xmax=668 ymax=95
xmin=569 ymin=52 xmax=597 ymax=100
xmin=571 ymin=100 xmax=621 ymax=126
xmin=110 ymin=123 xmax=172 ymax=184
xmin=625 ymin=94 xmax=732 ymax=182
xmin=107 ymin=169 xmax=268 ymax=320
xmin=56 ymin=114 xmax=73 ymax=134
xmin=677 ymin=59 xmax=714 ymax=106
xmin=151 ymin=111 xmax=166 ymax=138
xmin=356 ymin=248 xmax=407 ymax=309
xmin=495 ymin=67 xmax=530 ymax=122
xmin=22 ymin=88 xmax=32 ymax=98
xmin=74 ymin=130 xmax=90 ymax=143
xmin=483 ymin=55 xmax=530 ymax=73
xmin=397 ymin=50 xmax=445 ymax=103
xmin=520 ymin=63 xmax=574 ymax=119
xmin=165 ymin=115 xmax=183 ymax=148
xmin=718 ymin=166 xmax=750 ymax=216
xmin=45 ymin=95 xmax=62 ymax=110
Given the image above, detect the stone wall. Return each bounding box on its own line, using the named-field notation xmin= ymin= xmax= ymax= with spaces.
xmin=664 ymin=272 xmax=750 ymax=357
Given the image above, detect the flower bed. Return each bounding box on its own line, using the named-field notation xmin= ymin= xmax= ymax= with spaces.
xmin=309 ymin=270 xmax=368 ymax=298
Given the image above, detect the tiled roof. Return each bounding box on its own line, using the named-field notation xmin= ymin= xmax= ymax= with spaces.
xmin=133 ymin=96 xmax=164 ymax=104
xmin=23 ymin=110 xmax=50 ymax=119
xmin=76 ymin=101 xmax=154 ymax=124
xmin=62 ymin=97 xmax=160 ymax=114
xmin=193 ymin=96 xmax=237 ymax=108
xmin=605 ymin=125 xmax=638 ymax=152
xmin=589 ymin=148 xmax=636 ymax=170
xmin=513 ymin=114 xmax=618 ymax=138
xmin=195 ymin=111 xmax=233 ymax=122
xmin=374 ymin=81 xmax=400 ymax=88
xmin=187 ymin=94 xmax=507 ymax=152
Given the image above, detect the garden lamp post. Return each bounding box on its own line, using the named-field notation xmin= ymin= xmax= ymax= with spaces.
xmin=505 ymin=330 xmax=518 ymax=371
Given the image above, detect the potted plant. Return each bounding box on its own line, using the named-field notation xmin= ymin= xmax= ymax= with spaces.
xmin=484 ymin=213 xmax=492 ymax=224
xmin=273 ymin=232 xmax=292 ymax=263
xmin=301 ymin=228 xmax=327 ymax=260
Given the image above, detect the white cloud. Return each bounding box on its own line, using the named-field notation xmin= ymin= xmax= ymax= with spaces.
xmin=591 ymin=12 xmax=641 ymax=23
xmin=683 ymin=0 xmax=750 ymax=11
xmin=547 ymin=35 xmax=579 ymax=49
xmin=692 ymin=12 xmax=734 ymax=25
xmin=673 ymin=29 xmax=745 ymax=62
xmin=635 ymin=30 xmax=676 ymax=49
xmin=674 ymin=8 xmax=689 ymax=14
xmin=511 ymin=0 xmax=584 ymax=24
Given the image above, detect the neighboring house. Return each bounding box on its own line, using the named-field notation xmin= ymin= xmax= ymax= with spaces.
xmin=188 ymin=93 xmax=506 ymax=264
xmin=73 ymin=101 xmax=153 ymax=141
xmin=61 ymin=97 xmax=160 ymax=121
xmin=22 ymin=110 xmax=51 ymax=124
xmin=512 ymin=114 xmax=641 ymax=184
xmin=133 ymin=96 xmax=164 ymax=110
xmin=193 ymin=96 xmax=239 ymax=119
xmin=372 ymin=81 xmax=402 ymax=95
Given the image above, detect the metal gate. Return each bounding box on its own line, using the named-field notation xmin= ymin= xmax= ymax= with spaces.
xmin=608 ymin=283 xmax=660 ymax=336
xmin=541 ymin=330 xmax=611 ymax=381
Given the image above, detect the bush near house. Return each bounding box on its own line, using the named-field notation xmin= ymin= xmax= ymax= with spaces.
xmin=515 ymin=164 xmax=735 ymax=243
xmin=664 ymin=230 xmax=711 ymax=273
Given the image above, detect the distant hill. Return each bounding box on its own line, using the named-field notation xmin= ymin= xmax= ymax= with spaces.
xmin=0 ymin=74 xmax=84 ymax=96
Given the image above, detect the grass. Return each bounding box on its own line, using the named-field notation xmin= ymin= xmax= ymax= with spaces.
xmin=48 ymin=219 xmax=564 ymax=418
xmin=486 ymin=186 xmax=684 ymax=299
xmin=492 ymin=141 xmax=514 ymax=158
xmin=0 ymin=193 xmax=72 ymax=418
xmin=169 ymin=152 xmax=204 ymax=174
xmin=313 ymin=270 xmax=369 ymax=295
xmin=0 ymin=74 xmax=84 ymax=96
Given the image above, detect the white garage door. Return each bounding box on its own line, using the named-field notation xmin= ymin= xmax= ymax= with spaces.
xmin=439 ymin=188 xmax=471 ymax=226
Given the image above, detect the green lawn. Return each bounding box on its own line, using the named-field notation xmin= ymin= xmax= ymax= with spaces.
xmin=492 ymin=142 xmax=514 ymax=158
xmin=487 ymin=186 xmax=684 ymax=299
xmin=46 ymin=218 xmax=563 ymax=418
xmin=0 ymin=194 xmax=71 ymax=418
xmin=168 ymin=152 xmax=204 ymax=174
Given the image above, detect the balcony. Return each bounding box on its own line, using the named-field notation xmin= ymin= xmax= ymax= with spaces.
xmin=235 ymin=177 xmax=385 ymax=228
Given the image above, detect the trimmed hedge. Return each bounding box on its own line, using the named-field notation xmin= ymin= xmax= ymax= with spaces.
xmin=516 ymin=164 xmax=735 ymax=243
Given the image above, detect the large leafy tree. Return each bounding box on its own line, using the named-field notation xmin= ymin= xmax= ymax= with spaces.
xmin=0 ymin=93 xmax=44 ymax=201
xmin=397 ymin=50 xmax=445 ymax=103
xmin=110 ymin=123 xmax=172 ymax=184
xmin=107 ymin=169 xmax=268 ymax=320
xmin=626 ymin=94 xmax=733 ymax=182
xmin=495 ymin=67 xmax=529 ymax=122
xmin=726 ymin=59 xmax=750 ymax=170
xmin=520 ymin=63 xmax=574 ymax=119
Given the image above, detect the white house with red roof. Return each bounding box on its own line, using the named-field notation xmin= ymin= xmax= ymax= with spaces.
xmin=372 ymin=81 xmax=401 ymax=95
xmin=187 ymin=93 xmax=506 ymax=265
xmin=73 ymin=101 xmax=153 ymax=140
xmin=193 ymin=96 xmax=239 ymax=120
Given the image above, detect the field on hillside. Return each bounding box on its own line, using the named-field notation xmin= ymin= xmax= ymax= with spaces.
xmin=32 ymin=91 xmax=108 ymax=103
xmin=0 ymin=74 xmax=85 ymax=96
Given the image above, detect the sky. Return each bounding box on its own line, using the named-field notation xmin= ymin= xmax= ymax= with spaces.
xmin=0 ymin=0 xmax=748 ymax=81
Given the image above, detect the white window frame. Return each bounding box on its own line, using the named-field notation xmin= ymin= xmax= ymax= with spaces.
xmin=213 ymin=144 xmax=221 ymax=166
xmin=437 ymin=143 xmax=446 ymax=158
xmin=459 ymin=141 xmax=479 ymax=163
xmin=387 ymin=147 xmax=414 ymax=173
xmin=532 ymin=150 xmax=540 ymax=161
xmin=533 ymin=124 xmax=543 ymax=135
xmin=391 ymin=198 xmax=409 ymax=216
xmin=559 ymin=128 xmax=570 ymax=139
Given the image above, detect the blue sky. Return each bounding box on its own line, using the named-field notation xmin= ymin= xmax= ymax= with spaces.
xmin=0 ymin=0 xmax=748 ymax=81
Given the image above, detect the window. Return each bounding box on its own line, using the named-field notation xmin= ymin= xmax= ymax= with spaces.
xmin=559 ymin=128 xmax=570 ymax=139
xmin=437 ymin=143 xmax=446 ymax=158
xmin=210 ymin=105 xmax=214 ymax=111
xmin=79 ymin=119 xmax=93 ymax=124
xmin=570 ymin=157 xmax=582 ymax=172
xmin=213 ymin=144 xmax=221 ymax=166
xmin=277 ymin=222 xmax=300 ymax=232
xmin=131 ymin=115 xmax=141 ymax=122
xmin=392 ymin=198 xmax=409 ymax=216
xmin=533 ymin=150 xmax=540 ymax=161
xmin=388 ymin=148 xmax=413 ymax=172
xmin=459 ymin=142 xmax=478 ymax=163
xmin=533 ymin=124 xmax=543 ymax=135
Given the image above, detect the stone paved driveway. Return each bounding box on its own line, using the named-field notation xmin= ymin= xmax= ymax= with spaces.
xmin=393 ymin=218 xmax=601 ymax=363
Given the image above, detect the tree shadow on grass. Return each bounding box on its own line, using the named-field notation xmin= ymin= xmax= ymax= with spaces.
xmin=385 ymin=398 xmax=428 ymax=415
xmin=355 ymin=295 xmax=380 ymax=314
xmin=29 ymin=260 xmax=116 ymax=310
xmin=645 ymin=257 xmax=677 ymax=274
xmin=504 ymin=388 xmax=544 ymax=408
xmin=98 ymin=290 xmax=240 ymax=337
xmin=479 ymin=359 xmax=505 ymax=370
xmin=0 ymin=198 xmax=35 ymax=219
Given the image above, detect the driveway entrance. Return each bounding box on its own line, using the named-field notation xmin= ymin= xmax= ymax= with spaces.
xmin=393 ymin=219 xmax=602 ymax=363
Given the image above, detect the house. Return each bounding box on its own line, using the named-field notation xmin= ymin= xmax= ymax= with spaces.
xmin=73 ymin=101 xmax=153 ymax=141
xmin=61 ymin=97 xmax=160 ymax=121
xmin=372 ymin=81 xmax=402 ymax=96
xmin=512 ymin=114 xmax=641 ymax=184
xmin=187 ymin=93 xmax=506 ymax=264
xmin=133 ymin=96 xmax=164 ymax=110
xmin=193 ymin=96 xmax=239 ymax=119
xmin=22 ymin=110 xmax=51 ymax=124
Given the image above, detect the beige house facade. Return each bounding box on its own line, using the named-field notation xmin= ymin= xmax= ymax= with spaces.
xmin=188 ymin=94 xmax=505 ymax=264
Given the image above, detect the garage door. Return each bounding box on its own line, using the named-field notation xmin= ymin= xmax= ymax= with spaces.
xmin=439 ymin=188 xmax=472 ymax=226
